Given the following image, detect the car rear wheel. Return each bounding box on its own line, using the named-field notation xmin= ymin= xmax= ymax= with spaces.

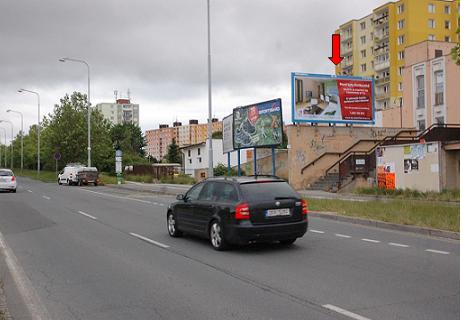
xmin=279 ymin=238 xmax=296 ymax=245
xmin=167 ymin=212 xmax=182 ymax=237
xmin=209 ymin=220 xmax=229 ymax=251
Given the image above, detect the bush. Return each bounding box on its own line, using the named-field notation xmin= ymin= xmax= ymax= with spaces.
xmin=354 ymin=187 xmax=460 ymax=201
xmin=159 ymin=174 xmax=196 ymax=185
xmin=214 ymin=163 xmax=245 ymax=177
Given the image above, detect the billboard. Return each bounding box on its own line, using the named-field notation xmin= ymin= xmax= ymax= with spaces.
xmin=222 ymin=114 xmax=234 ymax=154
xmin=291 ymin=72 xmax=374 ymax=124
xmin=233 ymin=98 xmax=283 ymax=149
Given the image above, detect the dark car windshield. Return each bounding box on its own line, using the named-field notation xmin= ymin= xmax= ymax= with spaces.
xmin=240 ymin=181 xmax=299 ymax=203
xmin=0 ymin=170 xmax=13 ymax=176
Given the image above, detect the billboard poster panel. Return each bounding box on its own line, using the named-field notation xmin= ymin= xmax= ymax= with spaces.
xmin=291 ymin=72 xmax=374 ymax=124
xmin=222 ymin=114 xmax=234 ymax=154
xmin=233 ymin=98 xmax=283 ymax=149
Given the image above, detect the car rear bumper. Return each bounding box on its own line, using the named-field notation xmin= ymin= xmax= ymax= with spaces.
xmin=0 ymin=183 xmax=17 ymax=190
xmin=225 ymin=219 xmax=308 ymax=244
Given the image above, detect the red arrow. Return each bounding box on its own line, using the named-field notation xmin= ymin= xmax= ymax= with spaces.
xmin=329 ymin=34 xmax=344 ymax=65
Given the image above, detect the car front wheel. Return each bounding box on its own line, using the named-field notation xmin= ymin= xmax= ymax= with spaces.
xmin=167 ymin=212 xmax=182 ymax=237
xmin=209 ymin=220 xmax=229 ymax=251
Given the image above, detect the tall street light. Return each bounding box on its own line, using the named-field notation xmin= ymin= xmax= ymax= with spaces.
xmin=18 ymin=89 xmax=40 ymax=176
xmin=0 ymin=127 xmax=6 ymax=167
xmin=7 ymin=109 xmax=24 ymax=172
xmin=0 ymin=120 xmax=14 ymax=169
xmin=59 ymin=57 xmax=91 ymax=167
xmin=206 ymin=0 xmax=214 ymax=178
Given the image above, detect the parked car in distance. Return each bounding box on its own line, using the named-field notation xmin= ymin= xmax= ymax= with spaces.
xmin=58 ymin=164 xmax=83 ymax=185
xmin=0 ymin=169 xmax=17 ymax=193
xmin=166 ymin=176 xmax=308 ymax=250
xmin=76 ymin=167 xmax=99 ymax=186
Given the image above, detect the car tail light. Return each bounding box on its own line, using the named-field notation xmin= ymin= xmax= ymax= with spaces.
xmin=235 ymin=203 xmax=250 ymax=220
xmin=11 ymin=175 xmax=15 ymax=182
xmin=301 ymin=199 xmax=308 ymax=215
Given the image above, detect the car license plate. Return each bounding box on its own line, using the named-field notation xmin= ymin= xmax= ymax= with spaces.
xmin=265 ymin=208 xmax=291 ymax=217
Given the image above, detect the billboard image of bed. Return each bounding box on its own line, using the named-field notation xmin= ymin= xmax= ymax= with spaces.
xmin=291 ymin=72 xmax=375 ymax=124
xmin=233 ymin=98 xmax=283 ymax=149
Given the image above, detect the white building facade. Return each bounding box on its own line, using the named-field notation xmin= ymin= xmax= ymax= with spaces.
xmin=96 ymin=98 xmax=139 ymax=126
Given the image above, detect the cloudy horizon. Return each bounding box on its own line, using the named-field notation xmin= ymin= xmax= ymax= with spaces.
xmin=0 ymin=0 xmax=384 ymax=143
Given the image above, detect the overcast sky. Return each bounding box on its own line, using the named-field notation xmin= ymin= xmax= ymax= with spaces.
xmin=0 ymin=0 xmax=384 ymax=142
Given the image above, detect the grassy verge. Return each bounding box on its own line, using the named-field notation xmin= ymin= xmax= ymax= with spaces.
xmin=354 ymin=187 xmax=460 ymax=202
xmin=308 ymin=198 xmax=460 ymax=232
xmin=125 ymin=173 xmax=196 ymax=185
xmin=15 ymin=169 xmax=57 ymax=183
xmin=125 ymin=174 xmax=154 ymax=183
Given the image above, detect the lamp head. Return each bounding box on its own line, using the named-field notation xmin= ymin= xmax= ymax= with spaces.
xmin=59 ymin=58 xmax=67 ymax=62
xmin=17 ymin=89 xmax=23 ymax=93
xmin=6 ymin=109 xmax=11 ymax=113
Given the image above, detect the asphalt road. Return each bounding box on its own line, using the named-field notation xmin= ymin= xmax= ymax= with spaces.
xmin=0 ymin=177 xmax=459 ymax=319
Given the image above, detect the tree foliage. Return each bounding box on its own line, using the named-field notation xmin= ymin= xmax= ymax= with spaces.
xmin=165 ymin=139 xmax=182 ymax=164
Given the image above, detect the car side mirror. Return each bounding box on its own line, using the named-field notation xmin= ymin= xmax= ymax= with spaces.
xmin=176 ymin=194 xmax=185 ymax=201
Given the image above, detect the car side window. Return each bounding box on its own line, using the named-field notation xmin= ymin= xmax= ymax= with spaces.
xmin=216 ymin=183 xmax=239 ymax=203
xmin=186 ymin=183 xmax=204 ymax=201
xmin=198 ymin=182 xmax=216 ymax=201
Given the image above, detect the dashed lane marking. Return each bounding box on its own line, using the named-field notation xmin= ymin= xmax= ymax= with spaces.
xmin=335 ymin=233 xmax=351 ymax=238
xmin=388 ymin=242 xmax=409 ymax=248
xmin=27 ymin=189 xmax=33 ymax=193
xmin=77 ymin=210 xmax=98 ymax=220
xmin=322 ymin=304 xmax=368 ymax=320
xmin=130 ymin=233 xmax=170 ymax=249
xmin=361 ymin=238 xmax=380 ymax=243
xmin=425 ymin=249 xmax=450 ymax=255
xmin=42 ymin=195 xmax=51 ymax=200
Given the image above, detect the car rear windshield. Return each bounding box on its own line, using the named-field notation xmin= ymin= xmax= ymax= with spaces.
xmin=239 ymin=181 xmax=299 ymax=203
xmin=0 ymin=170 xmax=13 ymax=176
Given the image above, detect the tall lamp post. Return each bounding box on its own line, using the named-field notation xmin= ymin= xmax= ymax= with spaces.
xmin=0 ymin=127 xmax=5 ymax=167
xmin=18 ymin=89 xmax=40 ymax=176
xmin=206 ymin=0 xmax=214 ymax=178
xmin=59 ymin=57 xmax=91 ymax=167
xmin=0 ymin=120 xmax=14 ymax=169
xmin=7 ymin=109 xmax=24 ymax=172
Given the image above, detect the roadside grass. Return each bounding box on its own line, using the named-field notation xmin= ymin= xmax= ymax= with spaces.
xmin=354 ymin=187 xmax=460 ymax=202
xmin=98 ymin=173 xmax=118 ymax=185
xmin=308 ymin=198 xmax=460 ymax=232
xmin=15 ymin=168 xmax=57 ymax=183
xmin=125 ymin=174 xmax=154 ymax=183
xmin=159 ymin=174 xmax=196 ymax=185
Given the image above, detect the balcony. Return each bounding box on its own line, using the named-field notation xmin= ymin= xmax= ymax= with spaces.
xmin=374 ymin=32 xmax=389 ymax=43
xmin=375 ymin=76 xmax=390 ymax=85
xmin=374 ymin=60 xmax=390 ymax=71
xmin=375 ymin=92 xmax=390 ymax=100
xmin=373 ymin=12 xmax=389 ymax=26
xmin=342 ymin=45 xmax=353 ymax=55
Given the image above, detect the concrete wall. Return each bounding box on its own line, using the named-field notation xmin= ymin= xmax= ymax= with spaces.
xmin=241 ymin=149 xmax=288 ymax=180
xmin=287 ymin=125 xmax=404 ymax=189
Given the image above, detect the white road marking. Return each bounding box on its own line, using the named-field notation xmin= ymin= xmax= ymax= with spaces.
xmin=158 ymin=203 xmax=165 ymax=206
xmin=335 ymin=233 xmax=351 ymax=238
xmin=27 ymin=189 xmax=33 ymax=193
xmin=388 ymin=242 xmax=409 ymax=248
xmin=130 ymin=233 xmax=170 ymax=249
xmin=42 ymin=195 xmax=51 ymax=200
xmin=425 ymin=249 xmax=450 ymax=255
xmin=323 ymin=304 xmax=368 ymax=320
xmin=77 ymin=211 xmax=97 ymax=220
xmin=79 ymin=189 xmax=153 ymax=204
xmin=361 ymin=238 xmax=380 ymax=243
xmin=309 ymin=229 xmax=325 ymax=234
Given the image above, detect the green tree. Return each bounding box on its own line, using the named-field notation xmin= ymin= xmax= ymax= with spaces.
xmin=165 ymin=139 xmax=182 ymax=164
xmin=212 ymin=131 xmax=223 ymax=139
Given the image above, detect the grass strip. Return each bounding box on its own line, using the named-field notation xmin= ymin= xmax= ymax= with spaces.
xmin=16 ymin=169 xmax=119 ymax=185
xmin=354 ymin=187 xmax=460 ymax=202
xmin=308 ymin=198 xmax=460 ymax=232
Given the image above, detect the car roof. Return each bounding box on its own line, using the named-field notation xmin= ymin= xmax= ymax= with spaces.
xmin=0 ymin=169 xmax=13 ymax=173
xmin=203 ymin=175 xmax=285 ymax=184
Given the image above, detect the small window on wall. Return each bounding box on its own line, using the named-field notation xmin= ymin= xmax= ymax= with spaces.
xmin=188 ymin=150 xmax=191 ymax=157
xmin=398 ymin=51 xmax=405 ymax=60
xmin=360 ymin=22 xmax=366 ymax=30
xmin=436 ymin=116 xmax=445 ymax=124
xmin=428 ymin=19 xmax=436 ymax=28
xmin=398 ymin=35 xmax=405 ymax=45
xmin=428 ymin=34 xmax=435 ymax=41
xmin=398 ymin=66 xmax=404 ymax=75
xmin=428 ymin=4 xmax=435 ymax=13
xmin=398 ymin=4 xmax=404 ymax=14
xmin=417 ymin=120 xmax=426 ymax=131
xmin=361 ymin=49 xmax=367 ymax=58
xmin=445 ymin=21 xmax=451 ymax=29
xmin=435 ymin=49 xmax=443 ymax=57
xmin=444 ymin=5 xmax=450 ymax=14
xmin=361 ymin=64 xmax=367 ymax=72
xmin=197 ymin=148 xmax=201 ymax=155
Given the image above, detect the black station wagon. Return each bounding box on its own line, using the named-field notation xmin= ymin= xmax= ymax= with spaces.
xmin=166 ymin=176 xmax=308 ymax=250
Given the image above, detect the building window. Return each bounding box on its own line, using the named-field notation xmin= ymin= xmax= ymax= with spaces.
xmin=188 ymin=150 xmax=191 ymax=157
xmin=445 ymin=20 xmax=451 ymax=29
xmin=398 ymin=82 xmax=403 ymax=91
xmin=361 ymin=49 xmax=366 ymax=58
xmin=189 ymin=159 xmax=192 ymax=164
xmin=398 ymin=66 xmax=404 ymax=75
xmin=436 ymin=116 xmax=444 ymax=124
xmin=434 ymin=70 xmax=444 ymax=105
xmin=445 ymin=36 xmax=451 ymax=42
xmin=383 ymin=100 xmax=388 ymax=109
xmin=197 ymin=148 xmax=201 ymax=155
xmin=435 ymin=49 xmax=443 ymax=57
xmin=198 ymin=157 xmax=202 ymax=163
xmin=428 ymin=34 xmax=435 ymax=40
xmin=397 ymin=4 xmax=404 ymax=14
xmin=398 ymin=51 xmax=405 ymax=60
xmin=416 ymin=75 xmax=425 ymax=109
xmin=360 ymin=35 xmax=366 ymax=44
xmin=384 ymin=85 xmax=389 ymax=93
xmin=397 ymin=19 xmax=405 ymax=30
xmin=428 ymin=3 xmax=435 ymax=13
xmin=361 ymin=63 xmax=367 ymax=72
xmin=360 ymin=22 xmax=366 ymax=30
xmin=398 ymin=35 xmax=405 ymax=45
xmin=417 ymin=120 xmax=426 ymax=131
xmin=428 ymin=19 xmax=436 ymax=28
xmin=444 ymin=5 xmax=451 ymax=14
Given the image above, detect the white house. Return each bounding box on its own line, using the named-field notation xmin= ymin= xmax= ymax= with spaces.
xmin=181 ymin=139 xmax=247 ymax=179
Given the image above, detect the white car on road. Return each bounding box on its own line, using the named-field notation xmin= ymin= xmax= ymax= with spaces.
xmin=58 ymin=165 xmax=83 ymax=185
xmin=0 ymin=169 xmax=17 ymax=193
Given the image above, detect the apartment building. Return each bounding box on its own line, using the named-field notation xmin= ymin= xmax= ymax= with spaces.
xmin=145 ymin=119 xmax=222 ymax=160
xmin=95 ymin=99 xmax=140 ymax=126
xmin=335 ymin=0 xmax=459 ymax=113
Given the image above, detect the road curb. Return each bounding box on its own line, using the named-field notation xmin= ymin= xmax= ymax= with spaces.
xmin=309 ymin=211 xmax=460 ymax=240
xmin=107 ymin=182 xmax=189 ymax=196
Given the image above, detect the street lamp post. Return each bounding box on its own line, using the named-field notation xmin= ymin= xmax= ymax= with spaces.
xmin=18 ymin=89 xmax=40 ymax=176
xmin=206 ymin=0 xmax=214 ymax=178
xmin=0 ymin=120 xmax=14 ymax=169
xmin=59 ymin=57 xmax=91 ymax=167
xmin=7 ymin=109 xmax=24 ymax=172
xmin=0 ymin=127 xmax=5 ymax=167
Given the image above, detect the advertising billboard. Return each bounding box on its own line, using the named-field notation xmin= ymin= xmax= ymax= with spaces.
xmin=233 ymin=98 xmax=283 ymax=149
xmin=291 ymin=72 xmax=374 ymax=124
xmin=222 ymin=114 xmax=234 ymax=154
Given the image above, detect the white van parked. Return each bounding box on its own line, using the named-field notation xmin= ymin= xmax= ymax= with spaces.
xmin=58 ymin=164 xmax=84 ymax=185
